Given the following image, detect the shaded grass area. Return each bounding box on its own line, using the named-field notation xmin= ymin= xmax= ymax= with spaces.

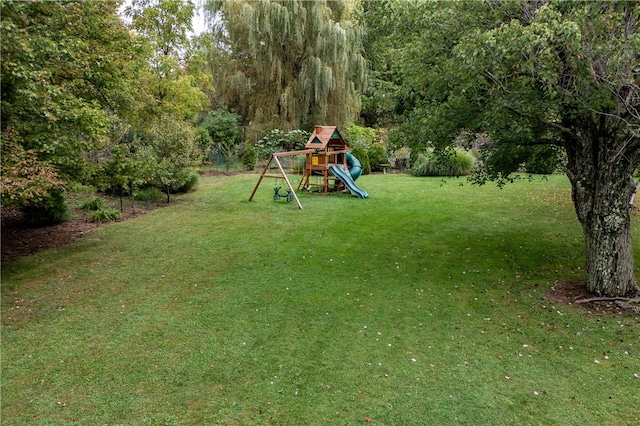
xmin=2 ymin=174 xmax=639 ymax=425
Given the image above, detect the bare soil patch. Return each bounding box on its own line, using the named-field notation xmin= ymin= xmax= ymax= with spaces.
xmin=547 ymin=280 xmax=640 ymax=316
xmin=1 ymin=202 xmax=160 ymax=261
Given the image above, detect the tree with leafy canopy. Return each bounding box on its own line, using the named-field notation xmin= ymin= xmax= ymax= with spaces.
xmin=197 ymin=108 xmax=242 ymax=167
xmin=367 ymin=1 xmax=639 ymax=297
xmin=203 ymin=0 xmax=367 ymax=131
xmin=104 ymin=132 xmax=158 ymax=212
xmin=1 ymin=0 xmax=143 ymax=223
xmin=146 ymin=115 xmax=202 ymax=202
xmin=124 ymin=0 xmax=208 ymax=120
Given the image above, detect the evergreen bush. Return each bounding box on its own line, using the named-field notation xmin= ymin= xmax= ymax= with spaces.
xmin=171 ymin=171 xmax=199 ymax=193
xmin=351 ymin=146 xmax=371 ymax=175
xmin=368 ymin=144 xmax=387 ymax=172
xmin=21 ymin=190 xmax=70 ymax=225
xmin=241 ymin=144 xmax=257 ymax=171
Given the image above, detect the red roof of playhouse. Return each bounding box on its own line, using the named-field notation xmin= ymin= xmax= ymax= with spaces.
xmin=305 ymin=125 xmax=347 ymax=149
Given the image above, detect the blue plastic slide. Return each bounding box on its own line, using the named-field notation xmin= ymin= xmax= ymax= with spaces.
xmin=330 ymin=164 xmax=369 ymax=199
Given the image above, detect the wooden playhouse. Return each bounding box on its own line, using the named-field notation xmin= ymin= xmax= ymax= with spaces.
xmin=300 ymin=125 xmax=349 ymax=194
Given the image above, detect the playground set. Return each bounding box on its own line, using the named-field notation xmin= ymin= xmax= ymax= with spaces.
xmin=249 ymin=125 xmax=368 ymax=209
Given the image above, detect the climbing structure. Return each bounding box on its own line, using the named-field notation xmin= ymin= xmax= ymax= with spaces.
xmin=298 ymin=125 xmax=348 ymax=194
xmin=249 ymin=125 xmax=368 ymax=209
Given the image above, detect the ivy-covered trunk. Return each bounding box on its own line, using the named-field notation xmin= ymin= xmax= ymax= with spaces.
xmin=565 ymin=131 xmax=639 ymax=297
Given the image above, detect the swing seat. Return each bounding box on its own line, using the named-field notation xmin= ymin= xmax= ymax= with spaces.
xmin=273 ymin=186 xmax=293 ymax=202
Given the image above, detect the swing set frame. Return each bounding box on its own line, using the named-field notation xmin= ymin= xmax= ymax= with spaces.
xmin=249 ymin=125 xmax=351 ymax=210
xmin=249 ymin=149 xmax=315 ymax=209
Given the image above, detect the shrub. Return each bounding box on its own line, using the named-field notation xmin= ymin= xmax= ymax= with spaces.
xmin=81 ymin=196 xmax=106 ymax=211
xmin=255 ymin=129 xmax=310 ymax=160
xmin=345 ymin=124 xmax=376 ymax=149
xmin=89 ymin=207 xmax=121 ymax=223
xmin=368 ymin=144 xmax=387 ymax=172
xmin=21 ymin=190 xmax=70 ymax=225
xmin=411 ymin=148 xmax=475 ymax=177
xmin=134 ymin=188 xmax=164 ymax=202
xmin=198 ymin=109 xmax=243 ymax=167
xmin=241 ymin=144 xmax=257 ymax=171
xmin=393 ymin=147 xmax=411 ymax=171
xmin=194 ymin=126 xmax=214 ymax=163
xmin=351 ymin=146 xmax=371 ymax=175
xmin=171 ymin=171 xmax=199 ymax=193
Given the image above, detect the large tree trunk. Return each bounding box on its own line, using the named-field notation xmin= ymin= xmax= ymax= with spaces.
xmin=565 ymin=131 xmax=640 ymax=297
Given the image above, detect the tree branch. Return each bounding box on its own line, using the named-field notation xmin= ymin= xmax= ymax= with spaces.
xmin=501 ymin=103 xmax=575 ymax=136
xmin=574 ymin=296 xmax=640 ymax=304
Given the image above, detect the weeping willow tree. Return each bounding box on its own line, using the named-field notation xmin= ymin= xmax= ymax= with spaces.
xmin=204 ymin=0 xmax=367 ymax=131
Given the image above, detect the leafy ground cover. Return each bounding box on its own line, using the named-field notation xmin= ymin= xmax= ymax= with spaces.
xmin=2 ymin=173 xmax=639 ymax=425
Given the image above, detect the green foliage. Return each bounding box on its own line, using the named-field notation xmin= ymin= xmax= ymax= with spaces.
xmin=103 ymin=135 xmax=158 ymax=196
xmin=125 ymin=0 xmax=193 ymax=61
xmin=198 ymin=109 xmax=242 ymax=164
xmin=161 ymin=75 xmax=209 ymax=121
xmin=124 ymin=0 xmax=208 ymax=120
xmin=411 ymin=149 xmax=475 ymax=177
xmin=134 ymin=187 xmax=164 ymax=202
xmin=1 ymin=0 xmax=141 ymax=209
xmin=345 ymin=124 xmax=377 ymax=149
xmin=525 ymin=145 xmax=562 ymax=175
xmin=345 ymin=125 xmax=388 ymax=171
xmin=194 ymin=126 xmax=214 ymax=159
xmin=0 ymin=128 xmax=66 ymax=208
xmin=88 ymin=207 xmax=122 ymax=223
xmin=80 ymin=197 xmax=106 ymax=211
xmin=365 ymin=1 xmax=640 ymax=294
xmin=241 ymin=144 xmax=257 ymax=171
xmin=367 ymin=144 xmax=388 ymax=172
xmin=351 ymin=146 xmax=371 ymax=175
xmin=205 ymin=0 xmax=366 ymax=131
xmin=146 ymin=115 xmax=201 ymax=199
xmin=255 ymin=129 xmax=310 ymax=160
xmin=172 ymin=171 xmax=199 ymax=194
xmin=20 ymin=190 xmax=70 ymax=226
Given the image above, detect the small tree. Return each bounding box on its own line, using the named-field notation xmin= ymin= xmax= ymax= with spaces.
xmin=368 ymin=144 xmax=388 ymax=172
xmin=147 ymin=116 xmax=201 ymax=202
xmin=198 ymin=109 xmax=242 ymax=168
xmin=241 ymin=144 xmax=257 ymax=171
xmin=106 ymin=137 xmax=157 ymax=211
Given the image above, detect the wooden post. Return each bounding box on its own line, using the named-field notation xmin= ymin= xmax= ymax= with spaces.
xmin=248 ymin=154 xmax=272 ymax=202
xmin=249 ymin=151 xmax=315 ymax=209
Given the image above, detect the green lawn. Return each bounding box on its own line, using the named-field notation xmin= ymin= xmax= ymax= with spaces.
xmin=2 ymin=173 xmax=639 ymax=425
